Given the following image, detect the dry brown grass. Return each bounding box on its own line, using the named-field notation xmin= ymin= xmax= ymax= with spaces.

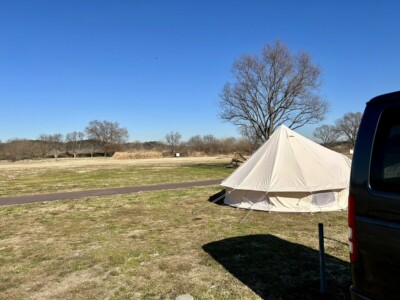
xmin=0 ymin=186 xmax=350 ymax=299
xmin=0 ymin=157 xmax=351 ymax=298
xmin=112 ymin=151 xmax=164 ymax=159
xmin=0 ymin=157 xmax=232 ymax=197
xmin=0 ymin=156 xmax=229 ymax=171
xmin=188 ymin=151 xmax=208 ymax=157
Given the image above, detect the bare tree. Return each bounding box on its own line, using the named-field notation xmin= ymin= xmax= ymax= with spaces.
xmin=65 ymin=131 xmax=85 ymax=158
xmin=313 ymin=125 xmax=341 ymax=147
xmin=4 ymin=139 xmax=48 ymax=160
xmin=219 ymin=40 xmax=329 ymax=142
xmin=85 ymin=120 xmax=129 ymax=156
xmin=50 ymin=134 xmax=64 ymax=158
xmin=220 ymin=137 xmax=237 ymax=154
xmin=125 ymin=140 xmax=144 ymax=151
xmin=3 ymin=139 xmax=39 ymax=161
xmin=38 ymin=133 xmax=64 ymax=158
xmin=0 ymin=140 xmax=3 ymax=160
xmin=37 ymin=134 xmax=53 ymax=157
xmin=84 ymin=139 xmax=99 ymax=158
xmin=240 ymin=125 xmax=262 ymax=153
xmin=165 ymin=131 xmax=182 ymax=154
xmin=335 ymin=112 xmax=363 ymax=147
xmin=203 ymin=134 xmax=218 ymax=154
xmin=187 ymin=135 xmax=203 ymax=154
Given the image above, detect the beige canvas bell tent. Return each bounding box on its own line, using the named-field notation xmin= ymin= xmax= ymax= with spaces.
xmin=222 ymin=125 xmax=351 ymax=212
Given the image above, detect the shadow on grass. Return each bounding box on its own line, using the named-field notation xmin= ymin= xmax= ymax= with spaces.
xmin=208 ymin=189 xmax=226 ymax=205
xmin=203 ymin=234 xmax=350 ymax=299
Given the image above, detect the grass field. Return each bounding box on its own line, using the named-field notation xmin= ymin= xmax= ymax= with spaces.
xmin=0 ymin=157 xmax=232 ymax=197
xmin=0 ymin=186 xmax=350 ymax=299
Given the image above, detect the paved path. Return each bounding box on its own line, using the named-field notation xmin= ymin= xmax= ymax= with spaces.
xmin=0 ymin=179 xmax=223 ymax=207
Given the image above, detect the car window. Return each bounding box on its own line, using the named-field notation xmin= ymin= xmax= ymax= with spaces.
xmin=370 ymin=106 xmax=400 ymax=192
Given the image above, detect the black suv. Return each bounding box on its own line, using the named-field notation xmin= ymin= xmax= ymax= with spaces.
xmin=349 ymin=91 xmax=400 ymax=299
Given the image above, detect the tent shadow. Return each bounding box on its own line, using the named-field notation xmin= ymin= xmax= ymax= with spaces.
xmin=202 ymin=234 xmax=351 ymax=299
xmin=207 ymin=189 xmax=226 ymax=205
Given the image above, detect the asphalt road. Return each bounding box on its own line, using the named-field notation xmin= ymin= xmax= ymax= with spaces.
xmin=0 ymin=178 xmax=223 ymax=207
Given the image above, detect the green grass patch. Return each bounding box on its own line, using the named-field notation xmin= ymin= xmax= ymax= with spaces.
xmin=0 ymin=186 xmax=350 ymax=299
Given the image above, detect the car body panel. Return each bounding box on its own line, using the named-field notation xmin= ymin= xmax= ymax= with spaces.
xmin=350 ymin=91 xmax=400 ymax=299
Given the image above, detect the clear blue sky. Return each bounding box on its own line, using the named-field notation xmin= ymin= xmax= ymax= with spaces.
xmin=1 ymin=0 xmax=399 ymax=142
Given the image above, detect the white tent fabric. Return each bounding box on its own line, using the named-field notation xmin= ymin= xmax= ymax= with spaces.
xmin=222 ymin=125 xmax=351 ymax=212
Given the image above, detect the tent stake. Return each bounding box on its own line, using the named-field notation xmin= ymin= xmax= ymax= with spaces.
xmin=318 ymin=223 xmax=327 ymax=294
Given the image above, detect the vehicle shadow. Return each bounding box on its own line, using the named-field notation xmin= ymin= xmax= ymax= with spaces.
xmin=202 ymin=234 xmax=350 ymax=299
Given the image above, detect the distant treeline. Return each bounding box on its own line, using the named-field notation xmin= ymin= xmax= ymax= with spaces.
xmin=0 ymin=135 xmax=254 ymax=162
xmin=129 ymin=135 xmax=253 ymax=156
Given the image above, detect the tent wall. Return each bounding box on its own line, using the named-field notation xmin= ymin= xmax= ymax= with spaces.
xmin=224 ymin=188 xmax=348 ymax=213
